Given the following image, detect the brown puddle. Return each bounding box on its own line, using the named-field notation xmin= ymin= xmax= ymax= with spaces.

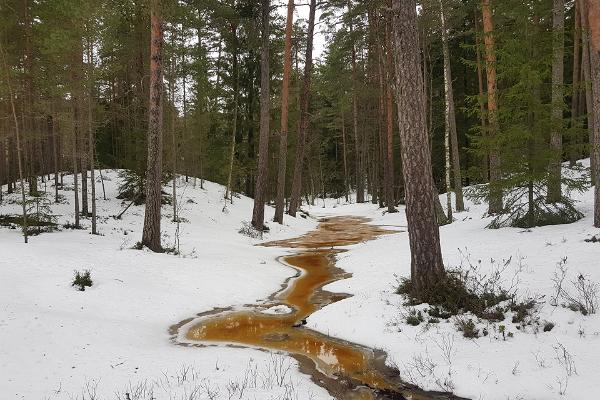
xmin=174 ymin=217 xmax=461 ymax=400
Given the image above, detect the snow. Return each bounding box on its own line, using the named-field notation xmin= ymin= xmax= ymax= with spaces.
xmin=2 ymin=162 xmax=600 ymax=400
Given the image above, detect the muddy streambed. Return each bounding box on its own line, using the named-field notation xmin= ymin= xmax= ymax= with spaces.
xmin=172 ymin=217 xmax=460 ymax=400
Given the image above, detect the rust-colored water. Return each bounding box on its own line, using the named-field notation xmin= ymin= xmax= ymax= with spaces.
xmin=180 ymin=217 xmax=451 ymax=400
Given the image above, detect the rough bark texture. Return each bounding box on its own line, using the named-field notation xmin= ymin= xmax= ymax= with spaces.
xmin=274 ymin=0 xmax=294 ymax=224
xmin=548 ymin=0 xmax=565 ymax=203
xmin=587 ymin=0 xmax=600 ymax=226
xmin=252 ymin=0 xmax=271 ymax=231
xmin=482 ymin=0 xmax=503 ymax=214
xmin=391 ymin=0 xmax=445 ymax=296
xmin=287 ymin=0 xmax=316 ymax=217
xmin=141 ymin=0 xmax=163 ymax=252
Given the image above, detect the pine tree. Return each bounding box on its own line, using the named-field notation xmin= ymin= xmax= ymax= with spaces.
xmin=142 ymin=0 xmax=164 ymax=252
xmin=392 ymin=0 xmax=445 ymax=297
xmin=274 ymin=0 xmax=294 ymax=224
xmin=251 ymin=0 xmax=271 ymax=231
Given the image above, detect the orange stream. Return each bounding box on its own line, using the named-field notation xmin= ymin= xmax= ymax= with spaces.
xmin=184 ymin=217 xmax=426 ymax=399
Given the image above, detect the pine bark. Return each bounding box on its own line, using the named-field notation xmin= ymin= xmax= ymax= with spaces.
xmin=141 ymin=0 xmax=164 ymax=252
xmin=252 ymin=0 xmax=271 ymax=231
xmin=392 ymin=0 xmax=445 ymax=296
xmin=548 ymin=0 xmax=565 ymax=203
xmin=287 ymin=0 xmax=316 ymax=217
xmin=274 ymin=0 xmax=294 ymax=224
xmin=482 ymin=0 xmax=503 ymax=214
xmin=586 ymin=0 xmax=600 ymax=226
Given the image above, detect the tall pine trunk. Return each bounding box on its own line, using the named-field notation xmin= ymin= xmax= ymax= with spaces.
xmin=141 ymin=0 xmax=164 ymax=252
xmin=548 ymin=0 xmax=565 ymax=203
xmin=274 ymin=0 xmax=294 ymax=224
xmin=392 ymin=0 xmax=445 ymax=297
xmin=482 ymin=0 xmax=503 ymax=214
xmin=586 ymin=0 xmax=600 ymax=226
xmin=287 ymin=0 xmax=316 ymax=217
xmin=252 ymin=0 xmax=271 ymax=231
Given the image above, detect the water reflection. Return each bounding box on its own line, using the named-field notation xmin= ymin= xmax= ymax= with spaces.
xmin=184 ymin=217 xmax=434 ymax=399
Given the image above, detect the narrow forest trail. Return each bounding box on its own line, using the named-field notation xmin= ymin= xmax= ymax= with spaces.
xmin=172 ymin=216 xmax=462 ymax=400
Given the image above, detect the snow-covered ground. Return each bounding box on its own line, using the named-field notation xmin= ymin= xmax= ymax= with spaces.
xmin=0 ymin=172 xmax=325 ymax=400
xmin=2 ymin=163 xmax=600 ymax=400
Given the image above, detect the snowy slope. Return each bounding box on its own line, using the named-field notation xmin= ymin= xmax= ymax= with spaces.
xmin=0 ymin=171 xmax=326 ymax=400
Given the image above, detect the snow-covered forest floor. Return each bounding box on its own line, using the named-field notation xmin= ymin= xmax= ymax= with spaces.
xmin=2 ymin=163 xmax=600 ymax=400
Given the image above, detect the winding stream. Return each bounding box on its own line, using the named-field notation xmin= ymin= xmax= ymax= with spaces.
xmin=172 ymin=216 xmax=457 ymax=400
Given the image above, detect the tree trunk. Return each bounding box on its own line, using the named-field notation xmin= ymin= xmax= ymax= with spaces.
xmin=383 ymin=20 xmax=396 ymax=213
xmin=548 ymin=0 xmax=565 ymax=203
xmin=225 ymin=44 xmax=239 ymax=203
xmin=392 ymin=0 xmax=445 ymax=297
xmin=440 ymin=0 xmax=464 ymax=213
xmin=87 ymin=34 xmax=97 ymax=235
xmin=274 ymin=0 xmax=294 ymax=224
xmin=586 ymin=0 xmax=600 ymax=226
xmin=482 ymin=0 xmax=503 ymax=214
xmin=341 ymin=108 xmax=350 ymax=202
xmin=581 ymin=0 xmax=596 ymax=181
xmin=141 ymin=0 xmax=164 ymax=252
xmin=252 ymin=0 xmax=271 ymax=231
xmin=571 ymin=1 xmax=582 ymax=166
xmin=1 ymin=43 xmax=28 ymax=243
xmin=287 ymin=0 xmax=316 ymax=217
xmin=475 ymin=15 xmax=489 ymax=181
xmin=351 ymin=25 xmax=364 ymax=204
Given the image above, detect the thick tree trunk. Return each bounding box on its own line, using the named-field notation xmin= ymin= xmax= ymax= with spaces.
xmin=392 ymin=0 xmax=445 ymax=297
xmin=141 ymin=0 xmax=164 ymax=252
xmin=252 ymin=0 xmax=271 ymax=231
xmin=287 ymin=0 xmax=316 ymax=217
xmin=548 ymin=0 xmax=565 ymax=203
xmin=274 ymin=0 xmax=294 ymax=224
xmin=586 ymin=0 xmax=600 ymax=226
xmin=482 ymin=0 xmax=503 ymax=214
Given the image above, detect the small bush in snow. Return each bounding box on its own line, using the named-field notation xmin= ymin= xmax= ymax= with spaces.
xmin=404 ymin=309 xmax=424 ymax=326
xmin=551 ymin=258 xmax=598 ymax=315
xmin=455 ymin=317 xmax=479 ymax=338
xmin=72 ymin=270 xmax=93 ymax=291
xmin=238 ymin=221 xmax=262 ymax=239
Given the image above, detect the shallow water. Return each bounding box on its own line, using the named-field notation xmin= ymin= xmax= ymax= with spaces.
xmin=178 ymin=216 xmax=456 ymax=400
